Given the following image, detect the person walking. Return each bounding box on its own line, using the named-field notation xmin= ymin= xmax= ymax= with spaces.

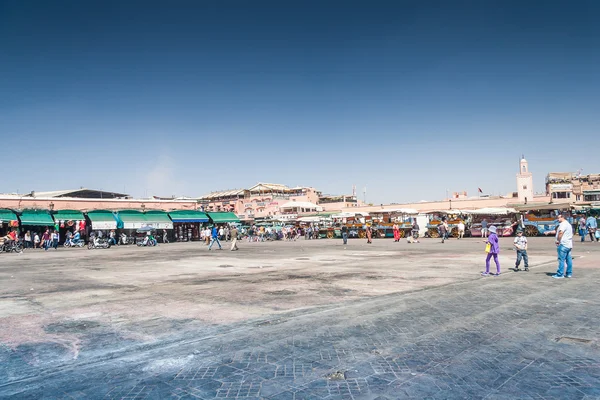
xmin=41 ymin=229 xmax=51 ymax=251
xmin=586 ymin=215 xmax=598 ymax=242
xmin=208 ymin=225 xmax=222 ymax=250
xmin=230 ymin=225 xmax=239 ymax=251
xmin=482 ymin=226 xmax=501 ymax=276
xmin=438 ymin=221 xmax=447 ymax=243
xmin=52 ymin=230 xmax=60 ymax=249
xmin=512 ymin=230 xmax=529 ymax=272
xmin=341 ymin=225 xmax=348 ymax=245
xmin=409 ymin=220 xmax=420 ymax=243
xmin=481 ymin=219 xmax=488 ymax=238
xmin=24 ymin=231 xmax=32 ymax=249
xmin=34 ymin=232 xmax=40 ymax=249
xmin=553 ymin=214 xmax=573 ymax=278
xmin=457 ymin=220 xmax=465 ymax=239
xmin=392 ymin=223 xmax=400 ymax=242
xmin=578 ymin=215 xmax=587 ymax=242
xmin=366 ymin=224 xmax=373 ymax=244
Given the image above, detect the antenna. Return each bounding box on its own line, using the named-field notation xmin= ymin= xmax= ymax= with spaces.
xmin=363 ymin=186 xmax=367 ymax=204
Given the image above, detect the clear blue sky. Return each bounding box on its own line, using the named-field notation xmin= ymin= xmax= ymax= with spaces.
xmin=1 ymin=0 xmax=598 ymax=203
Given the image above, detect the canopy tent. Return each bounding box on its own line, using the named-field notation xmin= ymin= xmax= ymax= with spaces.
xmin=0 ymin=209 xmax=18 ymax=224
xmin=52 ymin=209 xmax=85 ymax=222
xmin=208 ymin=212 xmax=240 ymax=223
xmin=514 ymin=203 xmax=573 ymax=212
xmin=168 ymin=210 xmax=209 ymax=223
xmin=279 ymin=201 xmax=323 ymax=212
xmin=462 ymin=208 xmax=517 ymax=215
xmin=297 ymin=216 xmax=322 ymax=223
xmin=331 ymin=211 xmax=370 ymax=219
xmin=19 ymin=210 xmax=55 ymax=226
xmin=369 ymin=208 xmax=419 ymax=215
xmin=87 ymin=210 xmax=118 ymax=230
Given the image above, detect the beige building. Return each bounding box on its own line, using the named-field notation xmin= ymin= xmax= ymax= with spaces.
xmin=546 ymin=172 xmax=600 ymax=203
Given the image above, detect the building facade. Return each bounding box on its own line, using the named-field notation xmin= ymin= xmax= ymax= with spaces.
xmin=199 ymin=183 xmax=360 ymax=220
xmin=546 ymin=172 xmax=600 ymax=203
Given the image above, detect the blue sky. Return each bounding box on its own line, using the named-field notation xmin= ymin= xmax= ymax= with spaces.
xmin=1 ymin=0 xmax=598 ymax=203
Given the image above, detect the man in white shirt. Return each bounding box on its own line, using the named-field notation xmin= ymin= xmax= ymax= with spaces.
xmin=553 ymin=214 xmax=573 ymax=279
xmin=457 ymin=221 xmax=465 ymax=239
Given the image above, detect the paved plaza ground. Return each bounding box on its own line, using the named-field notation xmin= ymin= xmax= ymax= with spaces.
xmin=0 ymin=236 xmax=599 ymax=399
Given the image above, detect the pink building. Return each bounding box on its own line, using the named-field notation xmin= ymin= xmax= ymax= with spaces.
xmin=200 ymin=183 xmax=360 ymax=221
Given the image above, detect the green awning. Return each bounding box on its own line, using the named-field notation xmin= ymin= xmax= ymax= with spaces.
xmin=143 ymin=211 xmax=173 ymax=229
xmin=208 ymin=212 xmax=240 ymax=223
xmin=117 ymin=210 xmax=146 ymax=229
xmin=117 ymin=210 xmax=173 ymax=229
xmin=0 ymin=209 xmax=18 ymax=223
xmin=87 ymin=210 xmax=118 ymax=229
xmin=53 ymin=210 xmax=85 ymax=221
xmin=168 ymin=210 xmax=209 ymax=223
xmin=19 ymin=210 xmax=55 ymax=226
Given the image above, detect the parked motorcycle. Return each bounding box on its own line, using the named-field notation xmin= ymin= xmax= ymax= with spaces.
xmin=0 ymin=240 xmax=23 ymax=254
xmin=88 ymin=237 xmax=111 ymax=250
xmin=137 ymin=235 xmax=157 ymax=247
xmin=64 ymin=238 xmax=84 ymax=248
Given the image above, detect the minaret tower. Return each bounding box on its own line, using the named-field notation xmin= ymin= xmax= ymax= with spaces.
xmin=516 ymin=155 xmax=534 ymax=204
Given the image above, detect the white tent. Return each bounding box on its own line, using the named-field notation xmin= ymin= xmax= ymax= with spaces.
xmin=280 ymin=201 xmax=323 ymax=212
xmin=463 ymin=208 xmax=517 ymax=215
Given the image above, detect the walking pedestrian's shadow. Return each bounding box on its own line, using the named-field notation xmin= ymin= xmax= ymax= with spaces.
xmin=544 ymin=272 xmax=556 ymax=276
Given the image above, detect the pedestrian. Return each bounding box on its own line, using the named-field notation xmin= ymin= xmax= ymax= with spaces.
xmin=553 ymin=214 xmax=573 ymax=279
xmin=409 ymin=219 xmax=420 ymax=243
xmin=41 ymin=229 xmax=51 ymax=251
xmin=230 ymin=225 xmax=239 ymax=251
xmin=218 ymin=226 xmax=224 ymax=241
xmin=162 ymin=229 xmax=169 ymax=244
xmin=24 ymin=231 xmax=32 ymax=249
xmin=52 ymin=230 xmax=59 ymax=249
xmin=586 ymin=215 xmax=599 ymax=242
xmin=366 ymin=224 xmax=373 ymax=244
xmin=208 ymin=225 xmax=222 ymax=250
xmin=482 ymin=225 xmax=501 ymax=276
xmin=481 ymin=219 xmax=488 ymax=238
xmin=457 ymin=220 xmax=465 ymax=239
xmin=341 ymin=225 xmax=348 ymax=245
xmin=438 ymin=221 xmax=447 ymax=243
xmin=392 ymin=223 xmax=400 ymax=242
xmin=512 ymin=230 xmax=529 ymax=272
xmin=34 ymin=232 xmax=40 ymax=249
xmin=578 ymin=215 xmax=587 ymax=242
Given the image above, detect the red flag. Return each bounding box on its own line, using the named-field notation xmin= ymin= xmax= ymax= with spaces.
xmin=478 ymin=188 xmax=483 ymax=193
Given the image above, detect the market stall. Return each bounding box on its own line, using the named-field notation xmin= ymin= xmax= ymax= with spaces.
xmin=0 ymin=209 xmax=19 ymax=237
xmin=464 ymin=208 xmax=517 ymax=237
xmin=168 ymin=210 xmax=209 ymax=241
xmin=369 ymin=208 xmax=419 ymax=238
xmin=53 ymin=209 xmax=86 ymax=243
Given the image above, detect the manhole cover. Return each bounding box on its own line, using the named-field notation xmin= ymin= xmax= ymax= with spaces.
xmin=556 ymin=336 xmax=593 ymax=345
xmin=326 ymin=371 xmax=347 ymax=381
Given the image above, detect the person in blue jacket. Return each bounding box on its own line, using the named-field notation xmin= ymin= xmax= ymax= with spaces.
xmin=208 ymin=225 xmax=223 ymax=250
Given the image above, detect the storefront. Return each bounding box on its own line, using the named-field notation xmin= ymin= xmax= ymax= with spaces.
xmin=117 ymin=210 xmax=173 ymax=242
xmin=207 ymin=212 xmax=240 ymax=225
xmin=52 ymin=209 xmax=86 ymax=243
xmin=19 ymin=210 xmax=56 ymax=237
xmin=86 ymin=210 xmax=117 ymax=230
xmin=0 ymin=209 xmax=19 ymax=237
xmin=168 ymin=210 xmax=209 ymax=241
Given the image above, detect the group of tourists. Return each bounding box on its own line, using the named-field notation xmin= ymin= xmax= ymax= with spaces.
xmin=2 ymin=229 xmax=68 ymax=251
xmin=481 ymin=213 xmax=575 ymax=279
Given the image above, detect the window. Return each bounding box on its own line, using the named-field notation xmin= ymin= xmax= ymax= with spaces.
xmin=552 ymin=192 xmax=570 ymax=199
xmin=523 ymin=185 xmax=527 ymax=190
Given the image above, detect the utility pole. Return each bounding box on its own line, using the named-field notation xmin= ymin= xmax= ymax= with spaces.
xmin=363 ymin=186 xmax=367 ymax=204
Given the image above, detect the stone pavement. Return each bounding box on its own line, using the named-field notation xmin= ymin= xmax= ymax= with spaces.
xmin=0 ymin=238 xmax=599 ymax=399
